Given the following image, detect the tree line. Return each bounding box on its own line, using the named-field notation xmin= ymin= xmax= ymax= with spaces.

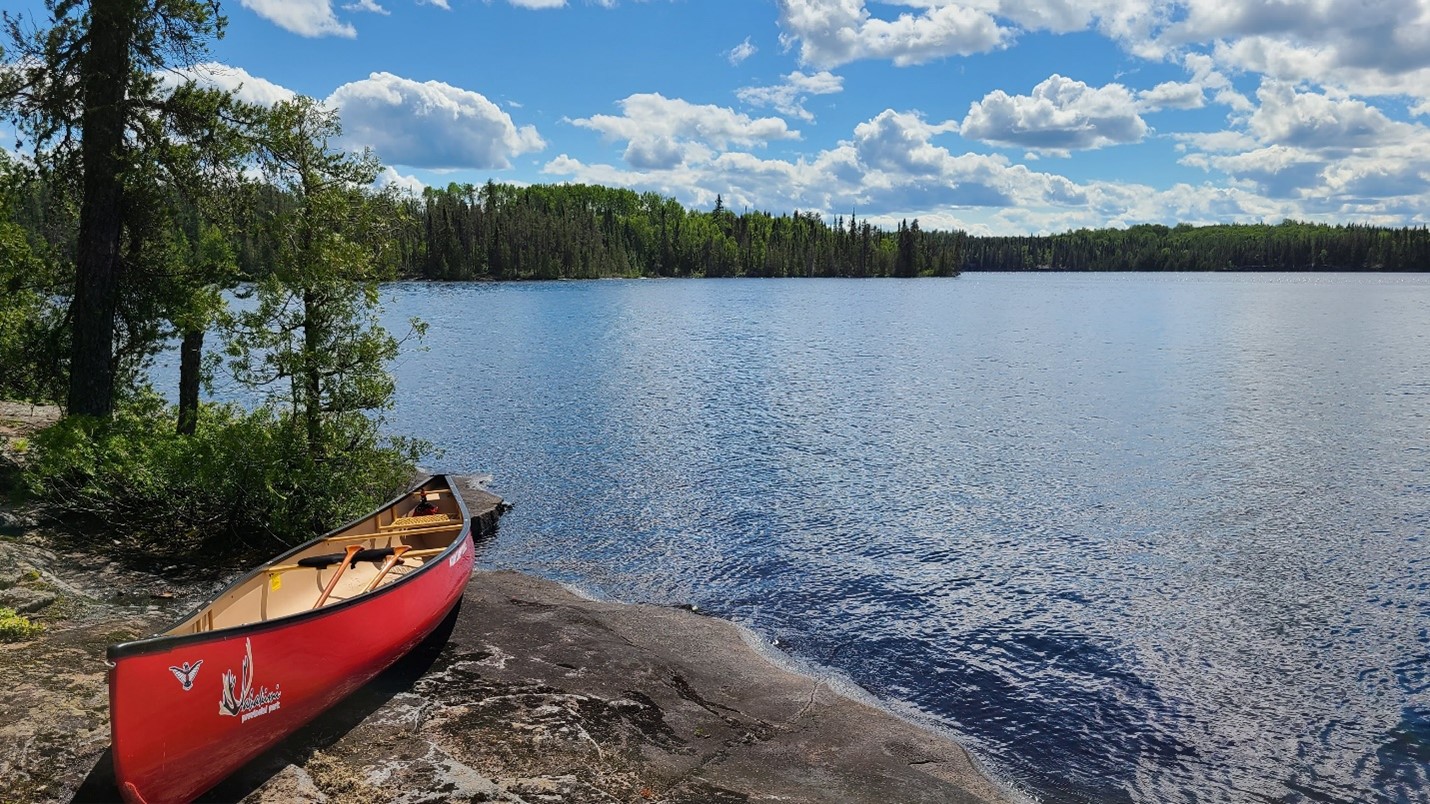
xmin=963 ymin=221 xmax=1430 ymax=272
xmin=229 ymin=181 xmax=1430 ymax=283
xmin=229 ymin=182 xmax=965 ymax=281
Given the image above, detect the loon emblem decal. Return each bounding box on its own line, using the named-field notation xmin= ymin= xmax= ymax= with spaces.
xmin=168 ymin=660 xmax=203 ymax=691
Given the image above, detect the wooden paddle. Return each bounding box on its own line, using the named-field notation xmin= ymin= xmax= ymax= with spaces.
xmin=312 ymin=545 xmax=363 ymax=609
xmin=363 ymin=545 xmax=411 ymax=592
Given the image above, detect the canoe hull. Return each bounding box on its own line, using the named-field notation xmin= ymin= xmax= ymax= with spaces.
xmin=107 ymin=482 xmax=475 ymax=804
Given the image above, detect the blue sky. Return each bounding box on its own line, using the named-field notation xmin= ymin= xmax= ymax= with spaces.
xmin=14 ymin=0 xmax=1430 ymax=234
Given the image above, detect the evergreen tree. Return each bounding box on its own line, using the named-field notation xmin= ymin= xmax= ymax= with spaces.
xmin=226 ymin=97 xmax=418 ymax=531
xmin=1 ymin=0 xmax=228 ymax=418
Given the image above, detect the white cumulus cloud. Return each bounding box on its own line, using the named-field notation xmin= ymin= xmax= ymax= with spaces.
xmin=571 ymin=93 xmax=799 ymax=169
xmin=960 ymin=74 xmax=1147 ymax=153
xmin=1175 ymin=79 xmax=1430 ymax=210
xmin=1180 ymin=145 xmax=1327 ymax=199
xmin=727 ymin=37 xmax=758 ymax=65
xmin=1248 ymin=81 xmax=1406 ymax=150
xmin=1147 ymin=0 xmax=1430 ymax=105
xmin=773 ymin=0 xmax=1430 ymax=113
xmin=160 ymin=63 xmax=297 ymax=107
xmin=1165 ymin=0 xmax=1430 ymax=76
xmin=549 ymin=103 xmax=1101 ymax=226
xmin=239 ymin=0 xmax=356 ymax=38
xmin=1137 ymin=81 xmax=1204 ymax=111
xmin=623 ymin=136 xmax=686 ymax=170
xmin=736 ymin=71 xmax=844 ymax=121
xmin=852 ymin=109 xmax=960 ymax=174
xmin=777 ymin=0 xmax=1011 ymax=68
xmin=342 ymin=0 xmax=389 ymax=14
xmin=375 ymin=166 xmax=427 ymax=195
xmin=327 ymin=72 xmax=545 ymax=170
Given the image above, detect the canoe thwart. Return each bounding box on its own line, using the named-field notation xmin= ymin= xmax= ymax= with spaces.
xmin=324 ymin=532 xmax=394 ymax=545
xmin=268 ymin=546 xmax=449 ymax=575
xmin=300 ymin=546 xmax=400 ymax=569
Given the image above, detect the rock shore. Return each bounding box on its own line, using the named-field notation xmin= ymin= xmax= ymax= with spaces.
xmin=0 ymin=479 xmax=1011 ymax=804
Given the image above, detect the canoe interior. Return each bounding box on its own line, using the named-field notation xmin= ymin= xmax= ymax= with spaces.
xmin=166 ymin=477 xmax=468 ymax=637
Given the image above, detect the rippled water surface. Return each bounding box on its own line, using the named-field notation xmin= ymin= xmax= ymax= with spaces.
xmin=369 ymin=274 xmax=1429 ymax=802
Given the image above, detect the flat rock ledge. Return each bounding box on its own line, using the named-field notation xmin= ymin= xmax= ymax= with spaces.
xmin=1 ymin=487 xmax=1011 ymax=804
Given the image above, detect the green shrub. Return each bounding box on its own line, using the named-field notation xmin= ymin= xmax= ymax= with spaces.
xmin=0 ymin=606 xmax=44 ymax=642
xmin=24 ymin=393 xmax=424 ymax=558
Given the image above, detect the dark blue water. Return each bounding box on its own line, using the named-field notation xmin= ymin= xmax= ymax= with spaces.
xmin=214 ymin=273 xmax=1430 ymax=802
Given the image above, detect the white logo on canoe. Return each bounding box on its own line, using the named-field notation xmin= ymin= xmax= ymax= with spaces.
xmin=219 ymin=638 xmax=282 ymax=722
xmin=449 ymin=540 xmax=468 ymax=567
xmin=169 ymin=660 xmax=202 ymax=691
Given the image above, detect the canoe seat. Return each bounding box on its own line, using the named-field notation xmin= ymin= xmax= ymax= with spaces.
xmin=323 ymin=519 xmax=461 ymax=546
xmin=380 ymin=514 xmax=455 ymax=531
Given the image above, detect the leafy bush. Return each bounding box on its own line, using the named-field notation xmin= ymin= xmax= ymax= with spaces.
xmin=0 ymin=606 xmax=44 ymax=642
xmin=0 ymin=223 xmax=68 ymax=405
xmin=24 ymin=393 xmax=424 ymax=558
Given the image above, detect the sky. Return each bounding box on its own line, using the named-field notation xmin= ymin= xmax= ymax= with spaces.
xmin=13 ymin=0 xmax=1430 ymax=235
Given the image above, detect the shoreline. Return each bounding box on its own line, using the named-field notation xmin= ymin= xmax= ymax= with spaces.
xmin=210 ymin=567 xmax=1016 ymax=803
xmin=1 ymin=400 xmax=1017 ymax=801
xmin=1 ymin=552 xmax=1016 ymax=802
xmin=550 ymin=574 xmax=1023 ymax=799
xmin=0 ymin=465 xmax=1014 ymax=802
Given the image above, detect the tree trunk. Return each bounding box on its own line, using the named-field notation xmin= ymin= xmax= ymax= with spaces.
xmin=302 ymin=289 xmax=324 ymax=462
xmin=177 ymin=328 xmax=203 ymax=436
xmin=67 ymin=0 xmax=139 ymax=418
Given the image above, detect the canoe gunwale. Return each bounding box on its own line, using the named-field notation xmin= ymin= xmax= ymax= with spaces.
xmin=106 ymin=474 xmax=473 ymax=662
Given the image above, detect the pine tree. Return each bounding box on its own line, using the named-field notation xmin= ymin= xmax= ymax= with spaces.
xmin=2 ymin=0 xmax=229 ymax=418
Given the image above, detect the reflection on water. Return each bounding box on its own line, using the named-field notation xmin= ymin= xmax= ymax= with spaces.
xmin=253 ymin=274 xmax=1430 ymax=802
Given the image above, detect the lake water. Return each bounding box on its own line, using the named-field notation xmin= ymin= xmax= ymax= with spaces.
xmin=223 ymin=273 xmax=1430 ymax=802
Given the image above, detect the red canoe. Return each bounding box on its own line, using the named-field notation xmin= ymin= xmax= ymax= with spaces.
xmin=106 ymin=475 xmax=476 ymax=804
